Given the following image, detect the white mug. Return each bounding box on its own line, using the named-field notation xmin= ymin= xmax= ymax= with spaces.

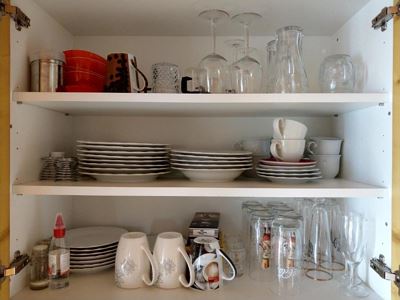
xmin=270 ymin=139 xmax=305 ymax=162
xmin=115 ymin=232 xmax=158 ymax=289
xmin=310 ymin=154 xmax=341 ymax=178
xmin=235 ymin=138 xmax=271 ymax=157
xmin=153 ymin=232 xmax=195 ymax=289
xmin=273 ymin=118 xmax=307 ymax=139
xmin=307 ymin=137 xmax=343 ymax=155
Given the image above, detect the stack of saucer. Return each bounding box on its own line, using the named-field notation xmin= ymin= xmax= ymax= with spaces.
xmin=171 ymin=149 xmax=253 ymax=182
xmin=68 ymin=226 xmax=127 ymax=273
xmin=76 ymin=140 xmax=170 ymax=182
xmin=257 ymin=158 xmax=322 ymax=184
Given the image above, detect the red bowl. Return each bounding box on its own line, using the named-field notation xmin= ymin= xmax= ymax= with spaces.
xmin=64 ymin=50 xmax=105 ymax=62
xmin=64 ymin=70 xmax=105 ymax=89
xmin=61 ymin=84 xmax=104 ymax=92
xmin=64 ymin=57 xmax=106 ymax=76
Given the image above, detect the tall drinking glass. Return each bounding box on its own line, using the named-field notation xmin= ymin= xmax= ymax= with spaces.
xmin=266 ymin=39 xmax=277 ymax=93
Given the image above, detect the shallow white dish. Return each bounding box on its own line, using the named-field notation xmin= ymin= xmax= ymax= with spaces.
xmin=79 ymin=162 xmax=169 ymax=168
xmin=257 ymin=171 xmax=322 ymax=177
xmin=67 ymin=227 xmax=127 ymax=249
xmin=78 ymin=153 xmax=168 ymax=159
xmin=259 ymin=159 xmax=316 ymax=166
xmin=256 ymin=167 xmax=320 ymax=173
xmin=79 ymin=158 xmax=168 ymax=163
xmin=79 ymin=166 xmax=169 ymax=173
xmin=70 ymin=263 xmax=114 ymax=273
xmin=172 ymin=149 xmax=252 ymax=156
xmin=171 ymin=158 xmax=252 ymax=164
xmin=70 ymin=246 xmax=117 ymax=256
xmin=257 ymin=173 xmax=322 ymax=184
xmin=71 ymin=252 xmax=116 ymax=261
xmin=174 ymin=168 xmax=251 ymax=182
xmin=77 ymin=149 xmax=168 ymax=156
xmin=77 ymin=140 xmax=169 ymax=147
xmin=172 ymin=162 xmax=252 ymax=168
xmin=171 ymin=153 xmax=251 ymax=161
xmin=71 ymin=256 xmax=115 ymax=265
xmin=77 ymin=144 xmax=169 ymax=151
xmin=257 ymin=164 xmax=317 ymax=170
xmin=79 ymin=171 xmax=169 ymax=182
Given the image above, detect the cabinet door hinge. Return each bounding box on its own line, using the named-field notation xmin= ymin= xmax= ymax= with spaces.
xmin=0 ymin=0 xmax=30 ymax=31
xmin=372 ymin=1 xmax=400 ymax=31
xmin=0 ymin=251 xmax=30 ymax=285
xmin=370 ymin=254 xmax=400 ymax=295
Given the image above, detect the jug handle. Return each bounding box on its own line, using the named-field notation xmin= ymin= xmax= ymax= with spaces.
xmin=177 ymin=247 xmax=195 ymax=288
xmin=130 ymin=59 xmax=149 ymax=93
xmin=217 ymin=249 xmax=236 ymax=281
xmin=141 ymin=246 xmax=159 ymax=286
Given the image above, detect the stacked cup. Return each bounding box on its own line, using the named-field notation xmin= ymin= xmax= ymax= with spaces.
xmin=307 ymin=137 xmax=343 ymax=178
xmin=270 ymin=118 xmax=307 ymax=162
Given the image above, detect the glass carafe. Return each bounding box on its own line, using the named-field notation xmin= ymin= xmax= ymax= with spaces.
xmin=274 ymin=26 xmax=309 ymax=93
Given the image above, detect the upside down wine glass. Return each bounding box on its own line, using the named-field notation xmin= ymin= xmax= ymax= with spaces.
xmin=231 ymin=13 xmax=263 ymax=93
xmin=199 ymin=9 xmax=230 ymax=93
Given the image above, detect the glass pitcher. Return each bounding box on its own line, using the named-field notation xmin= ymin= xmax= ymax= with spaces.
xmin=273 ymin=26 xmax=309 ymax=93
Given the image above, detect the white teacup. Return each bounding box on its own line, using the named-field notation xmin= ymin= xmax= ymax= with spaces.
xmin=310 ymin=154 xmax=341 ymax=178
xmin=115 ymin=232 xmax=158 ymax=289
xmin=270 ymin=139 xmax=305 ymax=162
xmin=273 ymin=118 xmax=307 ymax=140
xmin=235 ymin=138 xmax=271 ymax=157
xmin=153 ymin=232 xmax=195 ymax=289
xmin=307 ymin=137 xmax=343 ymax=155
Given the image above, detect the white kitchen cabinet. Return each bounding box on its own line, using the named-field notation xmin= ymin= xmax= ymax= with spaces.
xmin=1 ymin=0 xmax=396 ymax=299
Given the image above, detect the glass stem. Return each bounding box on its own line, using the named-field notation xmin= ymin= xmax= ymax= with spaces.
xmin=348 ymin=262 xmax=357 ymax=288
xmin=211 ymin=19 xmax=216 ymax=54
xmin=244 ymin=24 xmax=249 ymax=57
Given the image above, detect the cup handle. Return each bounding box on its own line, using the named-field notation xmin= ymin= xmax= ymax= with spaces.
xmin=141 ymin=246 xmax=158 ymax=286
xmin=177 ymin=247 xmax=195 ymax=288
xmin=273 ymin=118 xmax=284 ymax=139
xmin=130 ymin=59 xmax=149 ymax=93
xmin=217 ymin=249 xmax=236 ymax=281
xmin=270 ymin=141 xmax=284 ymax=161
xmin=307 ymin=141 xmax=317 ymax=155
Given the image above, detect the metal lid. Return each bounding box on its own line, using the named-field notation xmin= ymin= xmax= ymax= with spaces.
xmin=29 ymin=50 xmax=65 ymax=63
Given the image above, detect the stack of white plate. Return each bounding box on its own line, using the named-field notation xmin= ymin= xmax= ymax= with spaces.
xmin=76 ymin=140 xmax=170 ymax=182
xmin=68 ymin=226 xmax=127 ymax=273
xmin=256 ymin=158 xmax=322 ymax=184
xmin=171 ymin=149 xmax=253 ymax=182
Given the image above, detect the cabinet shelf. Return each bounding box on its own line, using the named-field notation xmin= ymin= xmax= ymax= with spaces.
xmin=14 ymin=92 xmax=388 ymax=117
xmin=12 ymin=269 xmax=379 ymax=300
xmin=12 ymin=178 xmax=386 ymax=198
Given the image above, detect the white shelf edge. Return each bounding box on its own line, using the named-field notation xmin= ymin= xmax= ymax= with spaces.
xmin=12 ymin=179 xmax=387 ymax=198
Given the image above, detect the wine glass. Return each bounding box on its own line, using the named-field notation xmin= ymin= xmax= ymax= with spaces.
xmin=198 ymin=9 xmax=230 ymax=93
xmin=224 ymin=39 xmax=245 ymax=93
xmin=231 ymin=12 xmax=263 ymax=93
xmin=341 ymin=212 xmax=370 ymax=297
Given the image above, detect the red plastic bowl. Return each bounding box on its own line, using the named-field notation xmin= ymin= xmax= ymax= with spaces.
xmin=62 ymin=85 xmax=104 ymax=92
xmin=64 ymin=50 xmax=106 ymax=75
xmin=64 ymin=70 xmax=105 ymax=89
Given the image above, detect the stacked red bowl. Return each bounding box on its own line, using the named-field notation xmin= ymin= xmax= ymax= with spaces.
xmin=63 ymin=50 xmax=106 ymax=92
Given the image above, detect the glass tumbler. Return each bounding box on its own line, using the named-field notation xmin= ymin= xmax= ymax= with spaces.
xmin=274 ymin=26 xmax=309 ymax=93
xmin=151 ymin=62 xmax=180 ymax=93
xmin=319 ymin=54 xmax=355 ymax=93
xmin=271 ymin=217 xmax=303 ymax=296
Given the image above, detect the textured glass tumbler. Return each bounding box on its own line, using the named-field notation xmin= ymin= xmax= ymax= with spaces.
xmin=319 ymin=54 xmax=355 ymax=93
xmin=152 ymin=63 xmax=180 ymax=93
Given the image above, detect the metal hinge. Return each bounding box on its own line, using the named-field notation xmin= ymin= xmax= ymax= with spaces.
xmin=0 ymin=0 xmax=30 ymax=31
xmin=372 ymin=1 xmax=400 ymax=31
xmin=370 ymin=254 xmax=400 ymax=295
xmin=0 ymin=251 xmax=30 ymax=285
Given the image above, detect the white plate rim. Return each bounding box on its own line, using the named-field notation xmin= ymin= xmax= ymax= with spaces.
xmin=77 ymin=140 xmax=169 ymax=147
xmin=67 ymin=227 xmax=127 ymax=248
xmin=172 ymin=167 xmax=252 ymax=171
xmin=171 ymin=149 xmax=252 ymax=156
xmin=171 ymin=153 xmax=251 ymax=160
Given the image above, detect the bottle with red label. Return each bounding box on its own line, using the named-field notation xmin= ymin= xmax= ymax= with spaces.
xmin=48 ymin=213 xmax=70 ymax=289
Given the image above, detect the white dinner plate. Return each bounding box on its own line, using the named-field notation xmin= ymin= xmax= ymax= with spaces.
xmin=256 ymin=167 xmax=320 ymax=173
xmin=259 ymin=159 xmax=317 ymax=167
xmin=78 ymin=153 xmax=169 ymax=159
xmin=77 ymin=145 xmax=170 ymax=151
xmin=71 ymin=256 xmax=115 ymax=265
xmin=79 ymin=158 xmax=168 ymax=163
xmin=257 ymin=171 xmax=322 ymax=177
xmin=70 ymin=263 xmax=114 ymax=273
xmin=172 ymin=162 xmax=252 ymax=168
xmin=79 ymin=166 xmax=169 ymax=173
xmin=77 ymin=149 xmax=168 ymax=156
xmin=67 ymin=227 xmax=127 ymax=249
xmin=257 ymin=164 xmax=317 ymax=170
xmin=77 ymin=140 xmax=169 ymax=147
xmin=71 ymin=252 xmax=116 ymax=261
xmin=257 ymin=173 xmax=322 ymax=184
xmin=79 ymin=162 xmax=169 ymax=168
xmin=79 ymin=171 xmax=169 ymax=182
xmin=171 ymin=153 xmax=251 ymax=161
xmin=70 ymin=247 xmax=117 ymax=256
xmin=171 ymin=158 xmax=252 ymax=164
xmin=172 ymin=149 xmax=252 ymax=156
xmin=174 ymin=168 xmax=251 ymax=182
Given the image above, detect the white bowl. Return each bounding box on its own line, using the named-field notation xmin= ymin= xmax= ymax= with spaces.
xmin=178 ymin=169 xmax=248 ymax=182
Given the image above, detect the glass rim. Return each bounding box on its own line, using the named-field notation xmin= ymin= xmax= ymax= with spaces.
xmin=276 ymin=25 xmax=304 ymax=35
xmin=266 ymin=39 xmax=277 ymax=51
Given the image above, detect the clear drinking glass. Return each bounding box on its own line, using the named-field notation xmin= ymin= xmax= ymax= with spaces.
xmin=271 ymin=217 xmax=303 ymax=296
xmin=151 ymin=62 xmax=180 ymax=93
xmin=231 ymin=13 xmax=263 ymax=93
xmin=341 ymin=212 xmax=370 ymax=297
xmin=224 ymin=234 xmax=246 ymax=277
xmin=326 ymin=199 xmax=345 ymax=271
xmin=199 ymin=9 xmax=230 ymax=93
xmin=319 ymin=54 xmax=355 ymax=93
xmin=248 ymin=211 xmax=274 ymax=281
xmin=266 ymin=39 xmax=277 ymax=93
xmin=306 ymin=198 xmax=333 ymax=281
xmin=224 ymin=39 xmax=245 ymax=93
xmin=274 ymin=26 xmax=309 ymax=93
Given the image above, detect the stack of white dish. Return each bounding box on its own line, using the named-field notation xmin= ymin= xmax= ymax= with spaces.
xmin=40 ymin=152 xmax=79 ymax=181
xmin=68 ymin=226 xmax=128 ymax=273
xmin=76 ymin=140 xmax=170 ymax=182
xmin=256 ymin=158 xmax=322 ymax=184
xmin=171 ymin=149 xmax=253 ymax=182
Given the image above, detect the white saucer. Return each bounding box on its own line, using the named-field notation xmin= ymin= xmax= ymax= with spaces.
xmin=77 ymin=140 xmax=169 ymax=147
xmin=172 ymin=149 xmax=252 ymax=156
xmin=67 ymin=227 xmax=127 ymax=249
